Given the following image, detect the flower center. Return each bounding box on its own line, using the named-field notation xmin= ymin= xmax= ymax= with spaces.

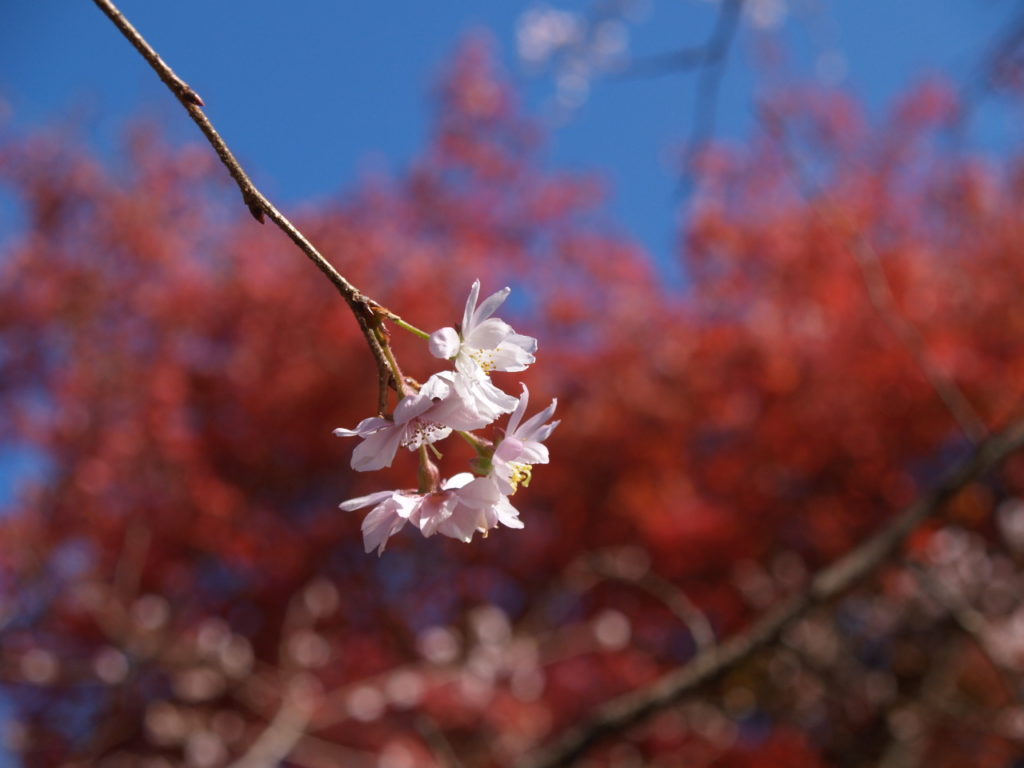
xmin=510 ymin=463 xmax=532 ymax=492
xmin=469 ymin=348 xmax=497 ymax=373
xmin=402 ymin=420 xmax=451 ymax=449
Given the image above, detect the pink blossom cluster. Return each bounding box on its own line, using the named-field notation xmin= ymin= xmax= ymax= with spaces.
xmin=336 ymin=281 xmax=558 ymax=555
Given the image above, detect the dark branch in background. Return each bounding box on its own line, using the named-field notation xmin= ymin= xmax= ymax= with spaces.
xmin=616 ymin=41 xmax=711 ymax=78
xmin=618 ymin=0 xmax=743 ymax=79
xmin=683 ymin=0 xmax=743 ymax=168
xmin=959 ymin=5 xmax=1024 ymax=119
xmin=618 ymin=0 xmax=744 ymax=185
xmin=520 ymin=419 xmax=1024 ymax=768
xmin=849 ymin=234 xmax=988 ymax=444
xmin=414 ymin=713 xmax=466 ymax=768
xmin=584 ymin=551 xmax=715 ymax=651
xmin=227 ymin=676 xmax=316 ymax=768
xmin=91 ymin=0 xmax=396 ymax=413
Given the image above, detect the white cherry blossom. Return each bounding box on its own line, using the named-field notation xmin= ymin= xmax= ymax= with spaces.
xmin=429 ymin=280 xmax=537 ymax=376
xmin=339 ymin=474 xmax=524 ymax=554
xmin=490 ymin=385 xmax=559 ymax=495
xmin=336 ymin=277 xmax=552 ymax=555
xmin=439 ymin=476 xmax=524 ymax=543
xmin=334 ymin=373 xmax=492 ymax=472
xmin=339 ymin=489 xmax=420 ymax=556
xmin=449 ymin=365 xmax=518 ymax=422
xmin=407 ymin=473 xmax=475 ymax=537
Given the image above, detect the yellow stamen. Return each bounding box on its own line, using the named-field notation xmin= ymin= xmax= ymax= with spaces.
xmin=510 ymin=463 xmax=532 ymax=492
xmin=470 ymin=348 xmax=497 ymax=373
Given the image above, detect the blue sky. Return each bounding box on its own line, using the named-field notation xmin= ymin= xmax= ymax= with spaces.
xmin=3 ymin=1 xmax=1019 ymax=265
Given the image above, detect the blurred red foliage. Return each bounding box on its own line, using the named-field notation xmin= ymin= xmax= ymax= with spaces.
xmin=2 ymin=38 xmax=1024 ymax=767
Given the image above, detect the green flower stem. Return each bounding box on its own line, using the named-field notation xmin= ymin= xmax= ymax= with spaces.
xmin=457 ymin=430 xmax=485 ymax=450
xmin=388 ymin=314 xmax=431 ymax=340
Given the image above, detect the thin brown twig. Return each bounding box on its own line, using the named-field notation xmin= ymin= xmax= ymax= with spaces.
xmin=685 ymin=0 xmax=744 ymax=164
xmin=849 ymin=234 xmax=988 ymax=443
xmin=414 ymin=713 xmax=466 ymax=768
xmin=613 ymin=0 xmax=745 ymax=191
xmin=519 ymin=419 xmax=1024 ymax=768
xmin=90 ymin=0 xmax=394 ymax=413
xmin=227 ymin=674 xmax=319 ymax=768
xmin=618 ymin=0 xmax=742 ymax=80
xmin=585 ymin=551 xmax=715 ymax=652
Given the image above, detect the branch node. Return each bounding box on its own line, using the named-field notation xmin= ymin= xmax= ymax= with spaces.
xmin=181 ymin=85 xmax=205 ymax=107
xmin=242 ymin=190 xmax=265 ymax=223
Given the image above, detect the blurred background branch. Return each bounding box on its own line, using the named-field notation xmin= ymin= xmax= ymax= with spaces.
xmin=523 ymin=419 xmax=1024 ymax=768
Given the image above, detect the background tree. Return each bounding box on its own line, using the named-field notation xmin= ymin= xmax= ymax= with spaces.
xmin=3 ymin=5 xmax=1024 ymax=768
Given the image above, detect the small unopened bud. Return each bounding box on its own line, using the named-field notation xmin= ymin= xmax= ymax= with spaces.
xmin=183 ymin=87 xmax=205 ymax=107
xmin=418 ymin=452 xmax=441 ymax=493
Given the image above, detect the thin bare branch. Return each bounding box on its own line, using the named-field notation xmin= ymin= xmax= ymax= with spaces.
xmin=520 ymin=419 xmax=1024 ymax=768
xmin=615 ymin=0 xmax=745 ymax=187
xmin=414 ymin=713 xmax=466 ymax=768
xmin=90 ymin=0 xmax=393 ymax=410
xmin=585 ymin=551 xmax=715 ymax=652
xmin=960 ymin=5 xmax=1024 ymax=116
xmin=685 ymin=0 xmax=744 ymax=162
xmin=849 ymin=235 xmax=988 ymax=443
xmin=227 ymin=674 xmax=318 ymax=768
xmin=618 ymin=0 xmax=742 ymax=80
xmin=616 ymin=44 xmax=710 ymax=79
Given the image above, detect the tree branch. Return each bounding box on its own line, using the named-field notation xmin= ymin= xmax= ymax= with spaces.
xmin=614 ymin=0 xmax=744 ymax=191
xmin=849 ymin=234 xmax=988 ymax=444
xmin=620 ymin=0 xmax=743 ymax=188
xmin=684 ymin=0 xmax=743 ymax=160
xmin=584 ymin=550 xmax=715 ymax=652
xmin=520 ymin=419 xmax=1024 ymax=768
xmin=617 ymin=43 xmax=710 ymax=79
xmin=90 ymin=0 xmax=394 ymax=412
xmin=227 ymin=674 xmax=318 ymax=768
xmin=618 ymin=0 xmax=743 ymax=80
